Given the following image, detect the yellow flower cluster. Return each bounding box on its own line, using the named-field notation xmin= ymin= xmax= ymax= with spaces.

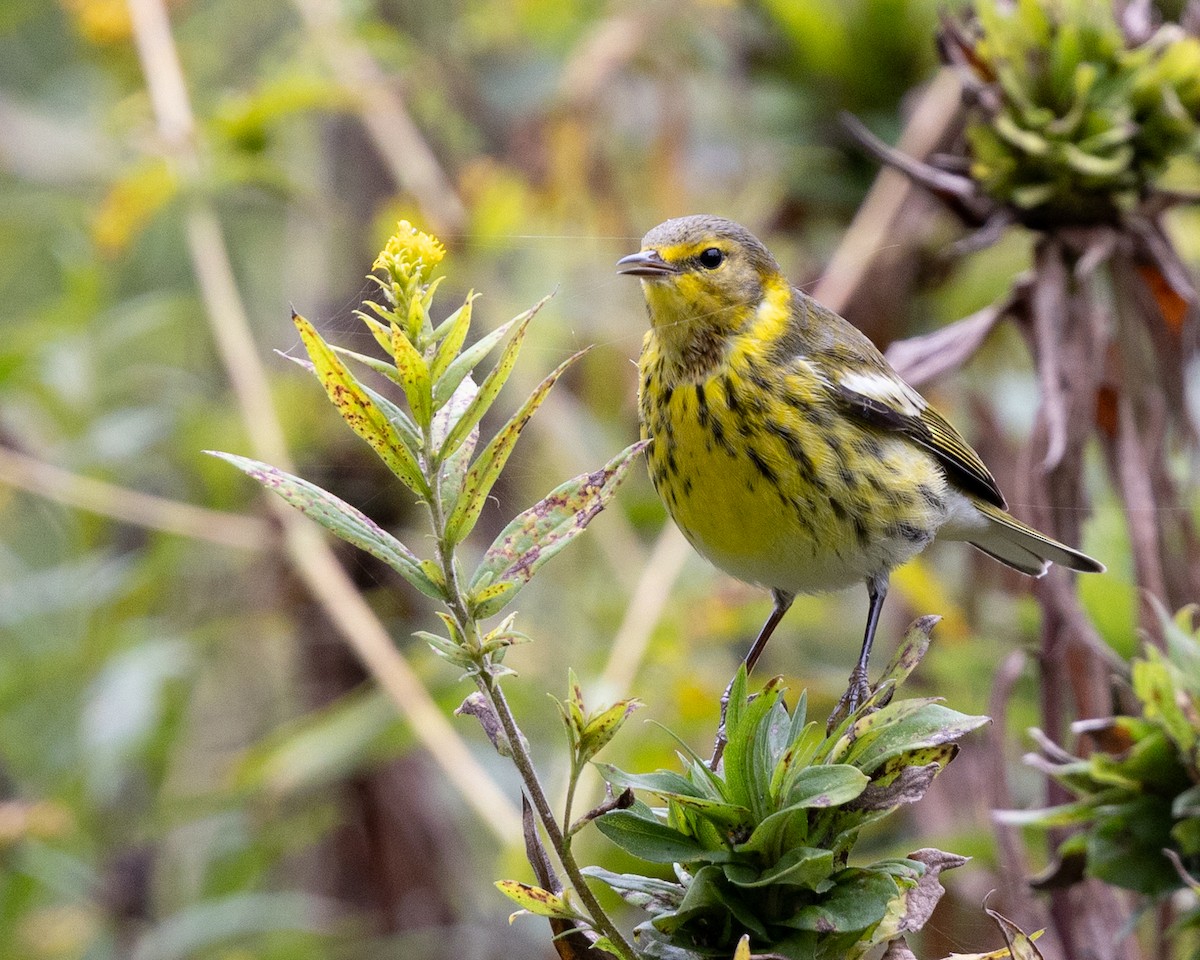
xmin=373 ymin=220 xmax=445 ymax=287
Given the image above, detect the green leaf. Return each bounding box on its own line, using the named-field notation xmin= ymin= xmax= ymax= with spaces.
xmin=355 ymin=307 xmax=395 ymax=354
xmin=1061 ymin=142 xmax=1133 ymax=177
xmin=739 ymin=805 xmax=809 ymax=860
xmin=433 ymin=313 xmax=514 ymax=409
xmin=1173 ymin=783 xmax=1200 ymax=820
xmin=494 ymin=880 xmax=577 ymax=919
xmin=468 ymin=581 xmax=520 ymax=621
xmin=667 ymin=795 xmax=754 ymax=834
xmin=994 ymin=112 xmax=1050 ymax=155
xmin=430 ymin=292 xmax=478 ymax=385
xmin=580 ymin=699 xmax=641 ymax=763
xmin=723 ymin=678 xmax=785 ymax=819
xmin=330 ymin=343 xmax=406 ymax=385
xmin=208 ymin=452 xmax=444 ymax=599
xmin=389 ymin=321 xmax=432 ymax=428
xmin=1011 ymin=183 xmax=1057 ymax=209
xmin=444 ymin=349 xmax=586 ymax=546
xmin=839 ymin=703 xmax=989 ymax=774
xmin=771 ymin=720 xmax=825 ymax=800
xmin=359 ymin=381 xmax=423 ymax=457
xmin=785 ymin=765 xmax=870 ymax=809
xmin=579 ymin=867 xmax=684 ymax=914
xmin=875 ymin=616 xmax=939 ymax=691
xmin=1170 ymin=815 xmax=1200 ymax=857
xmin=594 ymin=810 xmax=716 ymax=863
xmin=278 ymin=349 xmax=423 ymax=457
xmin=788 ymin=690 xmax=809 ymax=743
xmin=724 ymin=666 xmax=748 ymax=749
xmin=653 ymin=865 xmax=768 ymax=938
xmin=418 ymin=630 xmax=476 ymax=671
xmin=466 ymin=441 xmax=649 ymax=618
xmin=437 ymin=299 xmax=548 ymax=458
xmin=1133 ymin=651 xmax=1197 ymax=755
xmin=431 ymin=376 xmax=479 ymax=518
xmin=994 ymin=799 xmax=1102 ymax=829
xmin=1087 ymin=795 xmax=1181 ymax=895
xmin=293 ymin=312 xmax=428 ymax=497
xmin=780 ymin=867 xmax=899 ymax=934
xmin=726 ymin=845 xmax=833 ymax=890
xmin=593 ymin=764 xmax=709 ymax=800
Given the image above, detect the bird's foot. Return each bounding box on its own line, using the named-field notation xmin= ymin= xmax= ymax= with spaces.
xmin=827 ymin=665 xmax=872 ymax=733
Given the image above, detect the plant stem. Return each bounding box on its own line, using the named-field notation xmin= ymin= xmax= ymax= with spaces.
xmin=483 ymin=675 xmax=638 ymax=960
xmin=562 ymin=759 xmax=581 ymax=850
xmin=422 ymin=428 xmax=477 ymax=646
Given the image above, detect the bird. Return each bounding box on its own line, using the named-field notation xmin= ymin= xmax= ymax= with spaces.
xmin=617 ymin=214 xmax=1104 ymax=724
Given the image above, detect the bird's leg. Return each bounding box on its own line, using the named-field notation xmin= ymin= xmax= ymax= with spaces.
xmin=829 ymin=575 xmax=888 ymax=730
xmin=711 ymin=589 xmax=794 ymax=769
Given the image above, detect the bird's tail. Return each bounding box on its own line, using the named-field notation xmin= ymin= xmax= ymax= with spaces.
xmin=968 ymin=501 xmax=1105 ymax=577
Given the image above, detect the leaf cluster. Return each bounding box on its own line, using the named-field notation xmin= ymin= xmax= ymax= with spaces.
xmin=953 ymin=0 xmax=1200 ymax=223
xmin=1004 ymin=603 xmax=1200 ymax=939
xmin=585 ymin=622 xmax=989 ymax=959
xmin=211 ymin=221 xmax=645 ymax=675
xmin=211 ymin=220 xmax=649 ymax=958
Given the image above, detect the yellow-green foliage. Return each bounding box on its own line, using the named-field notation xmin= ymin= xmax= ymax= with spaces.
xmin=1005 ymin=603 xmax=1200 ymax=917
xmin=961 ymin=0 xmax=1200 ymax=223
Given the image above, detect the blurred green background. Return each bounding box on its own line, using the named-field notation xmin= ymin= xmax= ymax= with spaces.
xmin=0 ymin=0 xmax=1185 ymax=957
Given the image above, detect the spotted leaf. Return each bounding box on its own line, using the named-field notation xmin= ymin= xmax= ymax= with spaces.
xmin=207 ymin=452 xmax=444 ymax=600
xmin=466 ymin=441 xmax=649 ymax=619
xmin=293 ymin=312 xmax=428 ymax=497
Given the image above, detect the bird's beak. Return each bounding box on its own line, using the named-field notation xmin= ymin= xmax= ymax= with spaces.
xmin=616 ymin=249 xmax=678 ymax=277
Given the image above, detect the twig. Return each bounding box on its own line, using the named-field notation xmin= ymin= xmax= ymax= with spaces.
xmin=0 ymin=445 xmax=270 ymax=550
xmin=485 ymin=678 xmax=638 ymax=960
xmin=837 ymin=106 xmax=977 ymax=201
xmin=815 ymin=69 xmax=969 ymax=314
xmin=126 ymin=0 xmax=519 ymax=843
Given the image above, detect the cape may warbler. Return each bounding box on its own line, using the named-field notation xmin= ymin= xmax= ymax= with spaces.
xmin=619 ymin=215 xmax=1103 ymax=709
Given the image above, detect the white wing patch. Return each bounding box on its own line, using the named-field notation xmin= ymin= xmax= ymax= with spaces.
xmin=837 ymin=370 xmax=926 ymax=416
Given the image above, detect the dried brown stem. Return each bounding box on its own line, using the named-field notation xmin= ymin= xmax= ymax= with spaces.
xmin=1030 ymin=240 xmax=1071 ymax=471
xmin=885 ymin=290 xmax=1019 ymax=387
xmin=815 ymin=69 xmax=969 ymax=313
xmin=838 ymin=110 xmax=978 ymax=201
xmin=1115 ymin=393 xmax=1168 ymax=604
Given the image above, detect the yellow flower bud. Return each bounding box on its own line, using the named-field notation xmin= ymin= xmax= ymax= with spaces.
xmin=373 ymin=220 xmax=446 ymax=286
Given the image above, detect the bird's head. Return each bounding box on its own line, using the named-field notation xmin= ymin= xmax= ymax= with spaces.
xmin=617 ymin=216 xmax=784 ymax=348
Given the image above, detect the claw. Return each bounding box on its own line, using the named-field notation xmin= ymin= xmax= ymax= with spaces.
xmin=827 ymin=665 xmax=872 ymax=733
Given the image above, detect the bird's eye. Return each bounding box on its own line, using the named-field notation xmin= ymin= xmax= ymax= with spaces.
xmin=697 ymin=247 xmax=725 ymax=269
